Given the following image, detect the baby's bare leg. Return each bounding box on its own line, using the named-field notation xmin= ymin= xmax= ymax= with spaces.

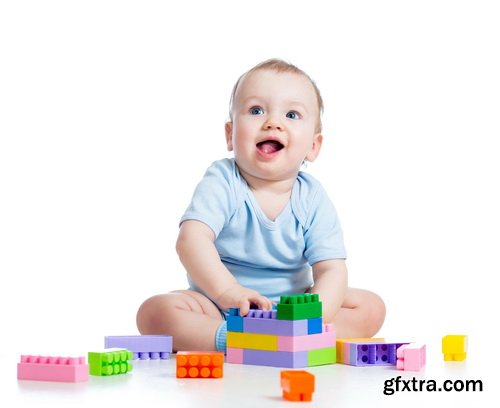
xmin=332 ymin=288 xmax=386 ymax=339
xmin=136 ymin=290 xmax=223 ymax=351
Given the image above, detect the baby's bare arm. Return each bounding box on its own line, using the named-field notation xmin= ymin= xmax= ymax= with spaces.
xmin=310 ymin=259 xmax=348 ymax=323
xmin=176 ymin=220 xmax=272 ymax=315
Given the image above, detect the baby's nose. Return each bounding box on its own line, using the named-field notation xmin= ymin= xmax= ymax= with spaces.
xmin=264 ymin=119 xmax=283 ymax=131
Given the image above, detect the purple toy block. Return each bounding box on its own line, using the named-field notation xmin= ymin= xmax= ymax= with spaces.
xmin=104 ymin=335 xmax=172 ymax=360
xmin=242 ymin=309 xmax=309 ymax=336
xmin=349 ymin=342 xmax=409 ymax=366
xmin=243 ymin=349 xmax=308 ymax=368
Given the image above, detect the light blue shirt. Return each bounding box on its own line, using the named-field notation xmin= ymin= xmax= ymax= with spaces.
xmin=180 ymin=158 xmax=347 ymax=303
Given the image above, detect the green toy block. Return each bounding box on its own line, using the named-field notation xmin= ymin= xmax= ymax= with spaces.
xmin=88 ymin=348 xmax=133 ymax=376
xmin=277 ymin=294 xmax=322 ymax=320
xmin=308 ymin=347 xmax=336 ymax=366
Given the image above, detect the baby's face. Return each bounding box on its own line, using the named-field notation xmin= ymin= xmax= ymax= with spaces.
xmin=226 ymin=69 xmax=323 ymax=184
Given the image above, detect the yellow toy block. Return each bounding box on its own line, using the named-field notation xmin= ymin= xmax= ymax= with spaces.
xmin=227 ymin=332 xmax=278 ymax=351
xmin=442 ymin=335 xmax=468 ymax=361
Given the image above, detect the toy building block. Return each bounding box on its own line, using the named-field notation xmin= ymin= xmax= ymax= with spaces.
xmin=17 ymin=355 xmax=89 ymax=382
xmin=278 ymin=324 xmax=335 ymax=352
xmin=226 ymin=348 xmax=244 ymax=364
xmin=308 ymin=347 xmax=336 ymax=366
xmin=442 ymin=335 xmax=467 ymax=361
xmin=336 ymin=338 xmax=384 ymax=364
xmin=237 ymin=308 xmax=310 ymax=336
xmin=242 ymin=349 xmax=308 ymax=368
xmin=280 ymin=370 xmax=315 ymax=402
xmin=227 ymin=331 xmax=278 ymax=351
xmin=308 ymin=317 xmax=323 ymax=335
xmin=397 ymin=343 xmax=426 ymax=371
xmin=277 ymin=294 xmax=322 ymax=320
xmin=88 ymin=349 xmax=133 ymax=376
xmin=336 ymin=339 xmax=408 ymax=366
xmin=227 ymin=308 xmax=243 ymax=332
xmin=104 ymin=335 xmax=172 ymax=360
xmin=176 ymin=352 xmax=224 ymax=378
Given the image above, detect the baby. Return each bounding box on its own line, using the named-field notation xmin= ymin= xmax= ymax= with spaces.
xmin=137 ymin=59 xmax=385 ymax=351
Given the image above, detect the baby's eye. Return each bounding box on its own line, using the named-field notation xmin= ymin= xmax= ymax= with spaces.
xmin=286 ymin=111 xmax=300 ymax=119
xmin=249 ymin=106 xmax=264 ymax=115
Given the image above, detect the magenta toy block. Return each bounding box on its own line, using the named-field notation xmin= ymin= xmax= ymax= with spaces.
xmin=104 ymin=335 xmax=172 ymax=360
xmin=227 ymin=308 xmax=244 ymax=332
xmin=17 ymin=355 xmax=89 ymax=382
xmin=397 ymin=343 xmax=426 ymax=371
xmin=278 ymin=324 xmax=335 ymax=352
xmin=242 ymin=309 xmax=309 ymax=336
xmin=244 ymin=349 xmax=308 ymax=368
xmin=226 ymin=348 xmax=244 ymax=364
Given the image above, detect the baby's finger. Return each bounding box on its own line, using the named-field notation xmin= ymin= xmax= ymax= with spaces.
xmin=251 ymin=295 xmax=273 ymax=311
xmin=238 ymin=298 xmax=251 ymax=316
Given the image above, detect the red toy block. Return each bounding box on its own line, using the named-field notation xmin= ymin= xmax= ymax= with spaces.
xmin=17 ymin=355 xmax=89 ymax=382
xmin=280 ymin=370 xmax=315 ymax=401
xmin=176 ymin=352 xmax=224 ymax=378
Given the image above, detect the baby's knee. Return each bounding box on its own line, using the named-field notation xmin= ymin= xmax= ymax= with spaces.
xmin=136 ymin=294 xmax=181 ymax=334
xmin=363 ymin=292 xmax=386 ymax=336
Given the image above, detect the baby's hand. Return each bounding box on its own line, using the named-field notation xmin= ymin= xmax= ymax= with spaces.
xmin=216 ymin=284 xmax=273 ymax=316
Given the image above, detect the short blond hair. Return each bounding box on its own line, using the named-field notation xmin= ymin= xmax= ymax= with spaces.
xmin=229 ymin=58 xmax=324 ymax=132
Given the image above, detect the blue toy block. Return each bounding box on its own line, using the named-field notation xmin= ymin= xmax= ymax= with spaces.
xmin=227 ymin=308 xmax=243 ymax=332
xmin=307 ymin=318 xmax=323 ymax=335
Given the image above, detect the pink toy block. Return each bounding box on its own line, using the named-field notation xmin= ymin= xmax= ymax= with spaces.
xmin=397 ymin=343 xmax=426 ymax=371
xmin=278 ymin=324 xmax=335 ymax=352
xmin=17 ymin=355 xmax=89 ymax=382
xmin=226 ymin=348 xmax=244 ymax=364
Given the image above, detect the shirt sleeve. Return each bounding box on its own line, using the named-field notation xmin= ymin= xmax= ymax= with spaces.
xmin=303 ymin=183 xmax=347 ymax=265
xmin=179 ymin=159 xmax=238 ymax=238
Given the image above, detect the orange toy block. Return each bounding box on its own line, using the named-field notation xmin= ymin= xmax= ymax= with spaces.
xmin=176 ymin=351 xmax=224 ymax=378
xmin=280 ymin=370 xmax=315 ymax=401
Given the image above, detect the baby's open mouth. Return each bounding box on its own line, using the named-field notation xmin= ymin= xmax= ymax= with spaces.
xmin=256 ymin=140 xmax=284 ymax=154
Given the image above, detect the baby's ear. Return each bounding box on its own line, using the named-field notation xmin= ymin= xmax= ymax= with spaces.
xmin=305 ymin=133 xmax=323 ymax=162
xmin=225 ymin=121 xmax=234 ymax=151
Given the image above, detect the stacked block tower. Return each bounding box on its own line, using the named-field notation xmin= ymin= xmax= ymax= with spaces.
xmin=226 ymin=294 xmax=336 ymax=368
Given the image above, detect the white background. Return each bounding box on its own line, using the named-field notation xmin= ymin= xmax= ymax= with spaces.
xmin=1 ymin=1 xmax=499 ymax=406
